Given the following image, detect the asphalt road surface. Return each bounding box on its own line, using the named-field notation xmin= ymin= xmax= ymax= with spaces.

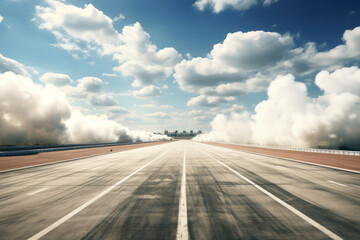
xmin=0 ymin=140 xmax=359 ymax=240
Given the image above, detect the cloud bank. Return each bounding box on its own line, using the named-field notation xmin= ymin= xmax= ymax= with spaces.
xmin=0 ymin=71 xmax=170 ymax=145
xmin=175 ymin=26 xmax=360 ymax=107
xmin=194 ymin=67 xmax=360 ymax=150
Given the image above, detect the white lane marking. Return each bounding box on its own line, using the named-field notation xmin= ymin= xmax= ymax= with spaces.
xmin=27 ymin=150 xmax=168 ymax=240
xmin=201 ymin=150 xmax=343 ymax=240
xmin=27 ymin=188 xmax=48 ymax=196
xmin=0 ymin=142 xmax=173 ymax=174
xmin=177 ymin=145 xmax=189 ymax=240
xmin=327 ymin=180 xmax=347 ymax=187
xmin=202 ymin=143 xmax=360 ymax=174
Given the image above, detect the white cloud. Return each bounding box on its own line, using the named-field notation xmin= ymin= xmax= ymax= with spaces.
xmin=315 ymin=66 xmax=360 ymax=95
xmin=195 ymin=67 xmax=360 ymax=150
xmin=102 ymin=73 xmax=117 ymax=77
xmin=114 ymin=13 xmax=125 ymax=22
xmin=0 ymin=71 xmax=71 ymax=145
xmin=195 ymin=112 xmax=253 ymax=143
xmin=86 ymin=93 xmax=117 ymax=106
xmin=34 ymin=0 xmax=119 ymax=47
xmin=193 ymin=0 xmax=278 ymax=13
xmin=0 ymin=71 xmax=170 ymax=144
xmin=106 ymin=105 xmax=128 ymax=114
xmin=0 ymin=53 xmax=30 ymax=77
xmin=174 ymin=30 xmax=293 ymax=94
xmin=133 ymin=85 xmax=162 ymax=97
xmin=176 ymin=26 xmax=360 ymax=107
xmin=187 ymin=95 xmax=235 ymax=107
xmin=78 ymin=76 xmax=105 ymax=92
xmin=35 ymin=1 xmax=181 ymax=90
xmin=113 ymin=22 xmax=182 ymax=87
xmin=310 ymin=26 xmax=360 ymax=69
xmin=39 ymin=72 xmax=121 ymax=108
xmin=40 ymin=72 xmax=73 ymax=86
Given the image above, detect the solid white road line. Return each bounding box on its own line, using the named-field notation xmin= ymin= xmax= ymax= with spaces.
xmin=202 ymin=142 xmax=360 ymax=174
xmin=327 ymin=180 xmax=347 ymax=187
xmin=27 ymin=150 xmax=168 ymax=240
xmin=177 ymin=145 xmax=189 ymax=240
xmin=27 ymin=188 xmax=48 ymax=196
xmin=201 ymin=149 xmax=343 ymax=240
xmin=232 ymin=149 xmax=360 ymax=173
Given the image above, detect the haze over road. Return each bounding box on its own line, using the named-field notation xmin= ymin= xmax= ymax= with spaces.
xmin=0 ymin=141 xmax=359 ymax=239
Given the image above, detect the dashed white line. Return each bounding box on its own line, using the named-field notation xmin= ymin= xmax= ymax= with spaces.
xmin=327 ymin=180 xmax=347 ymax=187
xmin=27 ymin=188 xmax=48 ymax=196
xmin=201 ymin=149 xmax=343 ymax=240
xmin=177 ymin=145 xmax=189 ymax=240
xmin=27 ymin=150 xmax=168 ymax=240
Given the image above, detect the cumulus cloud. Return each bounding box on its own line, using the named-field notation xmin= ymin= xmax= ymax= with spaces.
xmin=194 ymin=0 xmax=278 ymax=13
xmin=86 ymin=93 xmax=117 ymax=106
xmin=315 ymin=66 xmax=360 ymax=95
xmin=310 ymin=26 xmax=360 ymax=70
xmin=78 ymin=77 xmax=105 ymax=92
xmin=34 ymin=1 xmax=181 ymax=90
xmin=65 ymin=110 xmax=170 ymax=143
xmin=175 ymin=26 xmax=360 ymax=107
xmin=174 ymin=30 xmax=293 ymax=94
xmin=195 ymin=67 xmax=360 ymax=150
xmin=34 ymin=0 xmax=119 ymax=47
xmin=0 ymin=53 xmax=30 ymax=77
xmin=133 ymin=85 xmax=162 ymax=98
xmin=0 ymin=71 xmax=170 ymax=145
xmin=113 ymin=22 xmax=181 ymax=87
xmin=40 ymin=72 xmax=73 ymax=86
xmin=39 ymin=73 xmax=120 ymax=108
xmin=106 ymin=106 xmax=128 ymax=114
xmin=187 ymin=95 xmax=235 ymax=107
xmin=0 ymin=72 xmax=71 ymax=145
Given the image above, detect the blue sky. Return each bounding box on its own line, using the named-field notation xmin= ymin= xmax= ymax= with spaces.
xmin=0 ymin=0 xmax=360 ymax=148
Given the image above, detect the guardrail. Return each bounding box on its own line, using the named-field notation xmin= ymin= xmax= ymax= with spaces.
xmin=266 ymin=145 xmax=360 ymax=156
xmin=216 ymin=142 xmax=360 ymax=156
xmin=0 ymin=141 xmax=165 ymax=157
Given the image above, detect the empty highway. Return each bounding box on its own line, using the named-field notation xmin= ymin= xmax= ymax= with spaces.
xmin=0 ymin=140 xmax=359 ymax=239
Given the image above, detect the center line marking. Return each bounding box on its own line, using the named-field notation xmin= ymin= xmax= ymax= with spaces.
xmin=201 ymin=149 xmax=343 ymax=240
xmin=28 ymin=188 xmax=48 ymax=196
xmin=27 ymin=150 xmax=168 ymax=240
xmin=177 ymin=144 xmax=189 ymax=240
xmin=327 ymin=180 xmax=347 ymax=187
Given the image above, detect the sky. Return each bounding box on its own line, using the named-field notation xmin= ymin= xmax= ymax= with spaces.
xmin=0 ymin=0 xmax=360 ymax=149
